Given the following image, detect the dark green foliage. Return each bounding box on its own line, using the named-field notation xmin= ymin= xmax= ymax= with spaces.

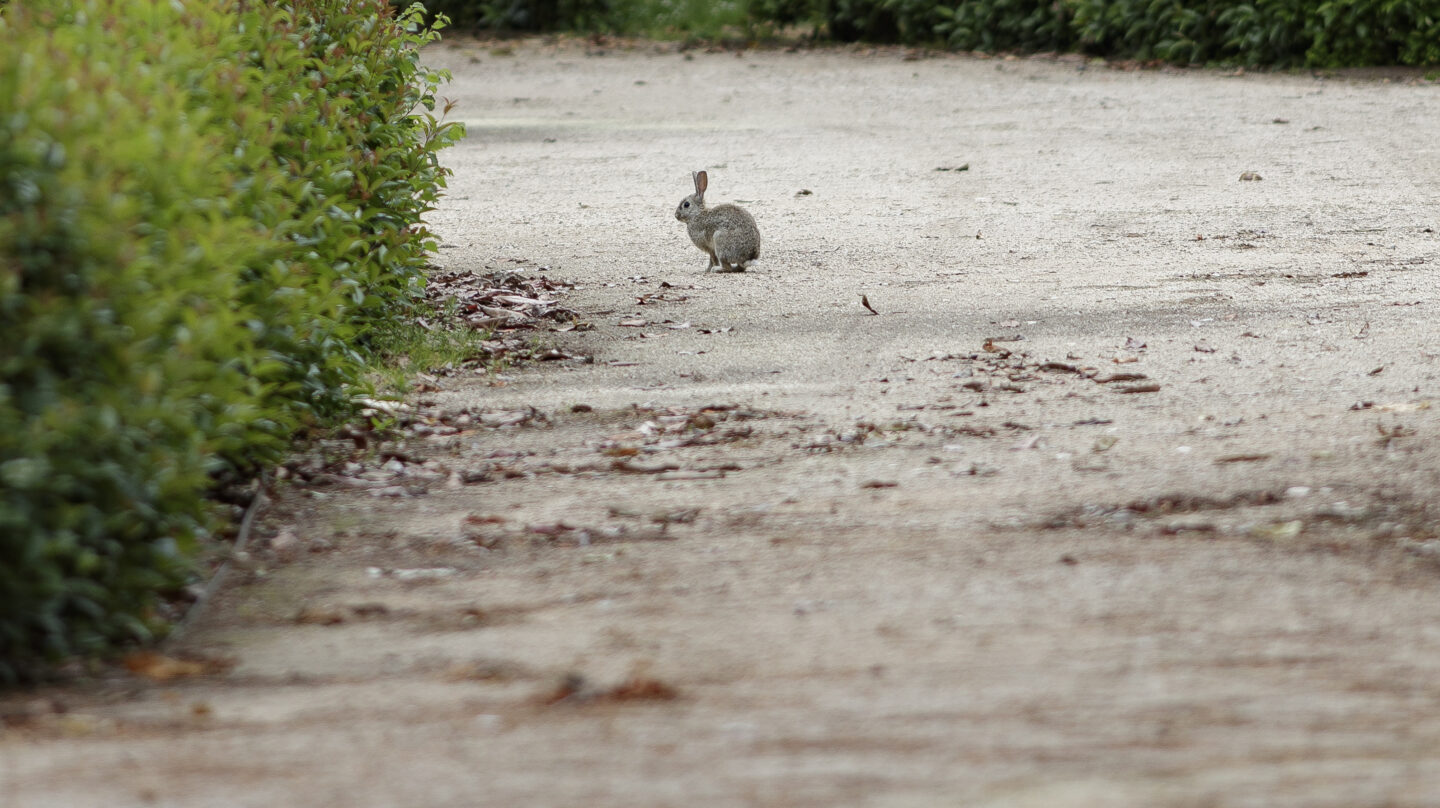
xmin=425 ymin=0 xmax=614 ymax=30
xmin=813 ymin=0 xmax=1439 ymax=65
xmin=428 ymin=0 xmax=1440 ymax=66
xmin=749 ymin=0 xmax=814 ymax=26
xmin=1069 ymin=0 xmax=1440 ymax=66
xmin=937 ymin=0 xmax=1076 ymax=52
xmin=1302 ymin=0 xmax=1440 ymax=67
xmin=0 ymin=0 xmax=462 ymax=682
xmin=237 ymin=0 xmax=465 ymax=421
xmin=1070 ymin=0 xmax=1228 ymax=63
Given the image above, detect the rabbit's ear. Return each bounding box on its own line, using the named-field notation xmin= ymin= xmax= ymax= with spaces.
xmin=694 ymin=170 xmax=708 ymax=195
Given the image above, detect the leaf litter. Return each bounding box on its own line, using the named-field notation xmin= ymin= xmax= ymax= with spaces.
xmin=421 ymin=269 xmax=586 ymax=368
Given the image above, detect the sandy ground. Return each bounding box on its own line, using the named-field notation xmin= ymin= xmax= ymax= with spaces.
xmin=5 ymin=38 xmax=1440 ymax=807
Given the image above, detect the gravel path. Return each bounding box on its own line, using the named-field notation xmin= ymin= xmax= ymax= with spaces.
xmin=4 ymin=39 xmax=1440 ymax=808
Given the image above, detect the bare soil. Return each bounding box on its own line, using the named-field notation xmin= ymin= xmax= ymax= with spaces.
xmin=5 ymin=38 xmax=1440 ymax=807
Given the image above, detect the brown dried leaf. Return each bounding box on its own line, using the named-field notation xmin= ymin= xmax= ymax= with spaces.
xmin=537 ymin=673 xmax=589 ymax=705
xmin=611 ymin=459 xmax=681 ymax=474
xmin=1039 ymin=361 xmax=1082 ymax=374
xmin=122 ymin=652 xmax=232 ymax=682
xmin=604 ymin=675 xmax=680 ymax=702
xmin=294 ymin=605 xmax=348 ymax=625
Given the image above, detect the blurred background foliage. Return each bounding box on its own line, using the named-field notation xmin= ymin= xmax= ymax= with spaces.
xmin=428 ymin=0 xmax=1440 ymax=67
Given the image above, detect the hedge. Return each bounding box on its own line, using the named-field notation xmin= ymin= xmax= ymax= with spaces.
xmin=0 ymin=0 xmax=462 ymax=682
xmin=429 ymin=0 xmax=1440 ymax=67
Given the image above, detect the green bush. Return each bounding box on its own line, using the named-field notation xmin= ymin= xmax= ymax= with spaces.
xmin=0 ymin=0 xmax=462 ymax=682
xmin=1070 ymin=0 xmax=1227 ymax=63
xmin=1069 ymin=0 xmax=1440 ymax=66
xmin=1302 ymin=0 xmax=1440 ymax=67
xmin=428 ymin=0 xmax=1440 ymax=66
xmin=0 ymin=0 xmax=269 ymax=679
xmin=938 ymin=0 xmax=1076 ymax=52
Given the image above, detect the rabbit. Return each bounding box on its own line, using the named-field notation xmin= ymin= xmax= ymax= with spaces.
xmin=674 ymin=170 xmax=761 ymax=273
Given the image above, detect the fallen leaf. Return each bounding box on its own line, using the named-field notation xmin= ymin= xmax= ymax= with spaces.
xmin=1039 ymin=361 xmax=1083 ymax=374
xmin=123 ymin=652 xmax=232 ymax=682
xmin=1215 ymin=453 xmax=1271 ymax=463
xmin=538 ymin=673 xmax=589 ymax=705
xmin=1239 ymin=171 xmax=1263 ymax=181
xmin=1012 ymin=434 xmax=1043 ymax=450
xmin=1249 ymin=520 xmax=1303 ymax=541
xmin=860 ymin=295 xmax=880 ymax=315
xmin=611 ymin=459 xmax=681 ymax=474
xmin=1116 ymin=383 xmax=1161 ymax=394
xmin=1375 ymin=401 xmax=1431 ymax=413
xmin=605 ymin=675 xmax=680 ymax=701
xmin=1162 ymin=516 xmax=1217 ymax=534
xmin=294 ymin=605 xmax=348 ymax=625
xmin=537 ymin=671 xmax=680 ymax=705
xmin=1094 ymin=373 xmax=1148 ymax=384
xmin=655 ymin=470 xmax=727 ymax=481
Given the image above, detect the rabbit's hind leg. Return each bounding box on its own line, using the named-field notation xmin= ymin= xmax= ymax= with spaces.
xmin=713 ymin=231 xmax=746 ymax=272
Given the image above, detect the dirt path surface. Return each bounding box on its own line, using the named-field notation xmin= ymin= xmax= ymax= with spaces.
xmin=6 ymin=39 xmax=1440 ymax=807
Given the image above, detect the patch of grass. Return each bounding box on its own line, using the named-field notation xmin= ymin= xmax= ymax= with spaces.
xmin=368 ymin=306 xmax=497 ymax=392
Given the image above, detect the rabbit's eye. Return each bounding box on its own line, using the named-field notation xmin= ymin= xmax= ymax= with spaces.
xmin=683 ymin=202 xmax=690 ymax=208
